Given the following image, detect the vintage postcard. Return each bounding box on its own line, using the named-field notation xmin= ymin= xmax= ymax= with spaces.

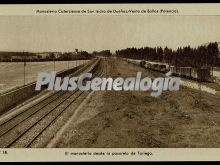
xmin=0 ymin=3 xmax=219 ymax=162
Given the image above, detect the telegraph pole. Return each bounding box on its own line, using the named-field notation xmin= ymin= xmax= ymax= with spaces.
xmin=75 ymin=49 xmax=79 ymax=67
xmin=53 ymin=55 xmax=55 ymax=71
xmin=23 ymin=51 xmax=26 ymax=86
xmin=67 ymin=53 xmax=69 ymax=69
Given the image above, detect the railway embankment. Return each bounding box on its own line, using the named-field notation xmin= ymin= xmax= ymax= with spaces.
xmin=124 ymin=58 xmax=220 ymax=95
xmin=0 ymin=59 xmax=97 ymax=115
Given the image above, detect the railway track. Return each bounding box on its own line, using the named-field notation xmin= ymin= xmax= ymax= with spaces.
xmin=123 ymin=58 xmax=162 ymax=78
xmin=0 ymin=59 xmax=104 ymax=148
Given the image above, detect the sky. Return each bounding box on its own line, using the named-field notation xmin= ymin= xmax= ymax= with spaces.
xmin=0 ymin=16 xmax=220 ymax=53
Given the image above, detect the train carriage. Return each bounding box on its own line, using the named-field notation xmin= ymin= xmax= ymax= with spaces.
xmin=170 ymin=66 xmax=177 ymax=75
xmin=145 ymin=62 xmax=152 ymax=69
xmin=190 ymin=67 xmax=211 ymax=81
xmin=140 ymin=60 xmax=146 ymax=67
xmin=179 ymin=67 xmax=192 ymax=78
xmin=159 ymin=65 xmax=167 ymax=72
xmin=197 ymin=68 xmax=211 ymax=81
xmin=140 ymin=61 xmax=211 ymax=82
xmin=191 ymin=68 xmax=198 ymax=79
xmin=152 ymin=64 xmax=159 ymax=71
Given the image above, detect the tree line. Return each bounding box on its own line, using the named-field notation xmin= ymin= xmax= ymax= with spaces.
xmin=92 ymin=50 xmax=112 ymax=57
xmin=0 ymin=50 xmax=95 ymax=62
xmin=48 ymin=51 xmax=94 ymax=61
xmin=115 ymin=42 xmax=220 ymax=67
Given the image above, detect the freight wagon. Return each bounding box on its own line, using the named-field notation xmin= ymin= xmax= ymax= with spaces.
xmin=140 ymin=60 xmax=211 ymax=82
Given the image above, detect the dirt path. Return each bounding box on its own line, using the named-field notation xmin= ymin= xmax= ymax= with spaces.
xmin=54 ymin=57 xmax=220 ymax=148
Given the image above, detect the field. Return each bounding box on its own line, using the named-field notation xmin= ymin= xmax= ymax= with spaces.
xmin=0 ymin=60 xmax=89 ymax=93
xmin=54 ymin=58 xmax=220 ymax=148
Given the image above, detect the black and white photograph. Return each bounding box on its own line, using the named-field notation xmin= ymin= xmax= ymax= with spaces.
xmin=0 ymin=4 xmax=219 ymax=161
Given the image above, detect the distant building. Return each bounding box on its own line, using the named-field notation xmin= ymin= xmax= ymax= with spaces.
xmin=35 ymin=52 xmax=62 ymax=59
xmin=0 ymin=56 xmax=11 ymax=61
xmin=11 ymin=55 xmax=38 ymax=61
xmin=35 ymin=53 xmax=50 ymax=59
